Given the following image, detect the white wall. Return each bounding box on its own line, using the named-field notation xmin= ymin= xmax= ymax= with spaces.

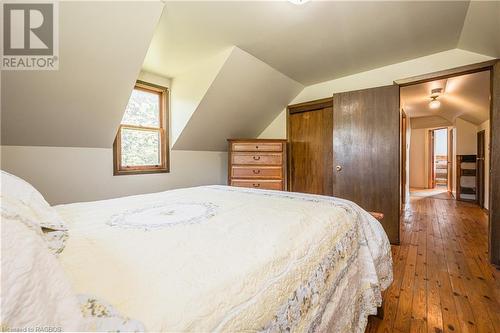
xmin=455 ymin=118 xmax=478 ymax=155
xmin=0 ymin=146 xmax=227 ymax=205
xmin=170 ymin=48 xmax=233 ymax=145
xmin=478 ymin=120 xmax=490 ymax=209
xmin=138 ymin=70 xmax=171 ymax=88
xmin=257 ymin=109 xmax=287 ymax=139
xmin=409 ymin=128 xmax=427 ymax=188
xmin=259 ymin=49 xmax=493 ymax=139
xmin=452 ymin=118 xmax=479 ymax=198
xmin=173 ymin=47 xmax=303 ymax=151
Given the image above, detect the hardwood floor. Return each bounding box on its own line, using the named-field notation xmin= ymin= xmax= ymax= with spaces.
xmin=367 ymin=194 xmax=500 ymax=333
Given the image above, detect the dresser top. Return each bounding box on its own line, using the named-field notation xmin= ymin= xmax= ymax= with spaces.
xmin=227 ymin=138 xmax=287 ymax=143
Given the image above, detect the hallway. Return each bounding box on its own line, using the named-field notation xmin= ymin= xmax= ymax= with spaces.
xmin=410 ymin=188 xmax=454 ymax=201
xmin=367 ymin=195 xmax=500 ymax=332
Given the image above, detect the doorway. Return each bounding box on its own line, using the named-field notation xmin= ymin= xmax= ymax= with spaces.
xmin=401 ymin=70 xmax=491 ymax=204
xmin=397 ymin=60 xmax=499 ymax=264
xmin=430 ymin=128 xmax=449 ymax=190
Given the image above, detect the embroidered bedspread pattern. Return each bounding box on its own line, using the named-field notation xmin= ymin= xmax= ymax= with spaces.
xmin=56 ymin=185 xmax=392 ymax=332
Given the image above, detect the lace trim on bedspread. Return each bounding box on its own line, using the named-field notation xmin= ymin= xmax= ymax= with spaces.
xmin=209 ymin=187 xmax=393 ymax=333
xmin=78 ymin=295 xmax=145 ymax=332
xmin=260 ymin=225 xmax=359 ymax=333
xmin=43 ymin=229 xmax=68 ymax=255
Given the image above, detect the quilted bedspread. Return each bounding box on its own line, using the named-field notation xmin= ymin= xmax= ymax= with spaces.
xmin=55 ymin=185 xmax=392 ymax=332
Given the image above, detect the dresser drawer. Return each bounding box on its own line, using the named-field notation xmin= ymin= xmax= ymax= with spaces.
xmin=231 ymin=179 xmax=283 ymax=190
xmin=232 ymin=152 xmax=283 ymax=165
xmin=232 ymin=142 xmax=283 ymax=152
xmin=231 ymin=166 xmax=282 ymax=179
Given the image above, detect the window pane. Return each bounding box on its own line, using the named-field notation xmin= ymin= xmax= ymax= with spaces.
xmin=121 ymin=128 xmax=160 ymax=167
xmin=121 ymin=88 xmax=160 ymax=127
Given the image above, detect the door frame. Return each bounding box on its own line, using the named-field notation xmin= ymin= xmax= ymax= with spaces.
xmin=428 ymin=129 xmax=435 ymax=189
xmin=401 ymin=110 xmax=408 ymax=207
xmin=395 ymin=59 xmax=499 ymax=265
xmin=448 ymin=128 xmax=454 ymax=193
xmin=426 ymin=127 xmax=449 ymax=189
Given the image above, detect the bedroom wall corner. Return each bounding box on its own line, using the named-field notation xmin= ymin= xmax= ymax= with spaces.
xmin=258 ymin=110 xmax=287 ymax=139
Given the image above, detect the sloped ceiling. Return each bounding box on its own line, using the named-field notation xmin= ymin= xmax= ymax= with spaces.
xmin=410 ymin=116 xmax=452 ymax=130
xmin=458 ymin=1 xmax=500 ymax=58
xmin=401 ymin=70 xmax=490 ymax=125
xmin=170 ymin=48 xmax=233 ymax=144
xmin=2 ymin=1 xmax=497 ymax=151
xmin=1 ymin=1 xmax=164 ymax=148
xmin=143 ymin=1 xmax=483 ymax=85
xmin=173 ymin=47 xmax=303 ymax=151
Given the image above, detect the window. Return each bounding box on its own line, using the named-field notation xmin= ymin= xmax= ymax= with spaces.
xmin=113 ymin=81 xmax=169 ymax=175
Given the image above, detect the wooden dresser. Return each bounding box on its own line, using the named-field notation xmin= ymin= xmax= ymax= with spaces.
xmin=227 ymin=139 xmax=287 ymax=191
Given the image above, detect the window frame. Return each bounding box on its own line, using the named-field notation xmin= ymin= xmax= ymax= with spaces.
xmin=113 ymin=80 xmax=169 ymax=175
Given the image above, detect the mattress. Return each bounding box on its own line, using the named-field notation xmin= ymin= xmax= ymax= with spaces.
xmin=55 ymin=185 xmax=392 ymax=332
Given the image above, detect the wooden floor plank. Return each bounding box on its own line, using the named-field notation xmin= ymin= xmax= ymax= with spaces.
xmin=367 ymin=193 xmax=500 ymax=333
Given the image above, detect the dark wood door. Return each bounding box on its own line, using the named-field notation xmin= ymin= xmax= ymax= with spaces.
xmin=332 ymin=85 xmax=400 ymax=244
xmin=401 ymin=111 xmax=407 ymax=206
xmin=491 ymin=61 xmax=500 ymax=265
xmin=288 ymin=107 xmax=333 ymax=195
xmin=477 ymin=130 xmax=485 ymax=208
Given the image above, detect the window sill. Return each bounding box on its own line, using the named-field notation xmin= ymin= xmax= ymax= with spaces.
xmin=113 ymin=168 xmax=170 ymax=176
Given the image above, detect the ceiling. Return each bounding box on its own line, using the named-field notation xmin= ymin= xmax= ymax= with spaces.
xmin=2 ymin=1 xmax=497 ymax=150
xmin=173 ymin=47 xmax=303 ymax=151
xmin=143 ymin=1 xmax=499 ymax=85
xmin=1 ymin=1 xmax=163 ymax=148
xmin=401 ymin=70 xmax=491 ymax=125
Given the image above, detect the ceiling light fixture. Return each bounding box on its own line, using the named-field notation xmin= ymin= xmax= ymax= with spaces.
xmin=429 ymin=96 xmax=441 ymax=109
xmin=429 ymin=88 xmax=443 ymax=109
xmin=288 ymin=0 xmax=311 ymax=5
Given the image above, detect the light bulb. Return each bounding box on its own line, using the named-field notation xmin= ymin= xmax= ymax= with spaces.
xmin=288 ymin=0 xmax=310 ymax=5
xmin=429 ymin=99 xmax=441 ymax=109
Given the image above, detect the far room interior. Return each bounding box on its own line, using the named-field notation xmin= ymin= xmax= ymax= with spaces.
xmin=1 ymin=1 xmax=499 ymax=332
xmin=401 ymin=70 xmax=491 ymax=209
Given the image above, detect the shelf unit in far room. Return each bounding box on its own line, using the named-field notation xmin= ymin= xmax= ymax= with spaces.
xmin=456 ymin=154 xmax=477 ymax=202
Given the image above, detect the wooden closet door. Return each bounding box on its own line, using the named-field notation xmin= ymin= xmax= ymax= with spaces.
xmin=288 ymin=107 xmax=333 ymax=195
xmin=332 ymin=85 xmax=400 ymax=244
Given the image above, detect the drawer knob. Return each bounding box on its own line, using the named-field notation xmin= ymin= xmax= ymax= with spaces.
xmin=253 ymin=183 xmax=260 ymax=188
xmin=253 ymin=169 xmax=260 ymax=174
xmin=255 ymin=145 xmax=259 ymax=149
xmin=253 ymin=156 xmax=261 ymax=161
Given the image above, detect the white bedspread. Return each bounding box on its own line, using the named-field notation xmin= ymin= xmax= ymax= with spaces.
xmin=56 ymin=185 xmax=392 ymax=332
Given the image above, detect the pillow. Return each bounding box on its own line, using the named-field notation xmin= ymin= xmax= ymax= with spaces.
xmin=0 ymin=216 xmax=85 ymax=331
xmin=0 ymin=170 xmax=66 ymax=231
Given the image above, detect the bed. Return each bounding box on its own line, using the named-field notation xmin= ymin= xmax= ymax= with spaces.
xmin=1 ymin=171 xmax=392 ymax=333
